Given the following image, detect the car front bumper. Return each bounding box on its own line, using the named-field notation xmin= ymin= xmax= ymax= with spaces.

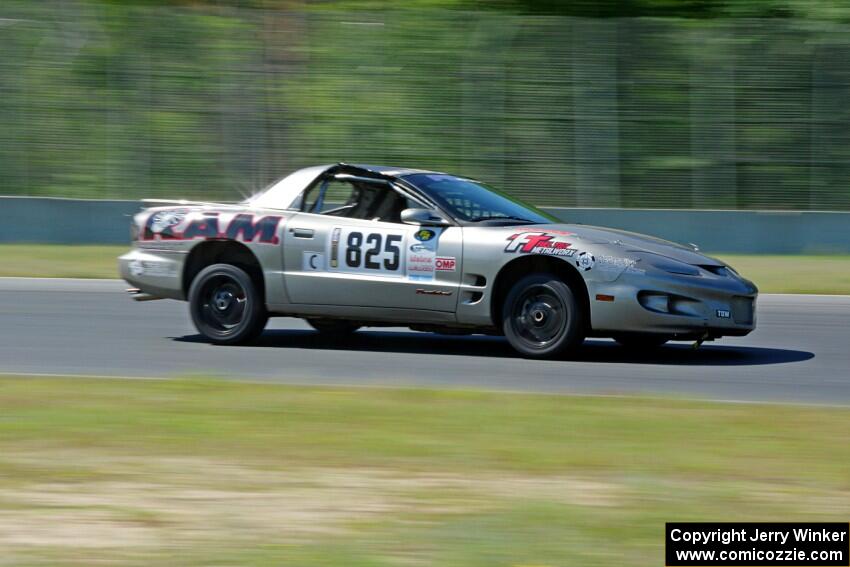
xmin=588 ymin=270 xmax=757 ymax=338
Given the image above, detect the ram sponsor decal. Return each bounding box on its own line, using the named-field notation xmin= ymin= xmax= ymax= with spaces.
xmin=147 ymin=210 xmax=187 ymax=238
xmin=142 ymin=210 xmax=282 ymax=244
xmin=435 ymin=257 xmax=456 ymax=271
xmin=504 ymin=231 xmax=575 ymax=257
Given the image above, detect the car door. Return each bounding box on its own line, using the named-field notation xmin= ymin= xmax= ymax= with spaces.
xmin=282 ymin=177 xmax=462 ymax=312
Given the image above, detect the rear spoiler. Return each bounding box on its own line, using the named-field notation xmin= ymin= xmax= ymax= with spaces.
xmin=140 ymin=198 xmax=240 ymax=208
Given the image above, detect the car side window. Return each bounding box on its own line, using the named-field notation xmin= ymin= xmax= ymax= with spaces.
xmin=300 ymin=177 xmax=419 ymax=224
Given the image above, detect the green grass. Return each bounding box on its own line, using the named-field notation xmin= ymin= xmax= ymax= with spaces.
xmin=0 ymin=245 xmax=849 ymax=294
xmin=717 ymin=254 xmax=850 ymax=294
xmin=0 ymin=244 xmax=127 ymax=279
xmin=0 ymin=376 xmax=848 ymax=565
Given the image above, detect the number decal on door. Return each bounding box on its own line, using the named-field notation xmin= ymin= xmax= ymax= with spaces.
xmin=332 ymin=228 xmax=406 ymax=276
xmin=364 ymin=233 xmax=382 ymax=270
xmin=346 ymin=232 xmax=362 ymax=268
xmin=384 ymin=235 xmax=402 ymax=270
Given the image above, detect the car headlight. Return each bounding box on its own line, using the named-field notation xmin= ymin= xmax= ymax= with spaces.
xmin=632 ymin=252 xmax=701 ymax=276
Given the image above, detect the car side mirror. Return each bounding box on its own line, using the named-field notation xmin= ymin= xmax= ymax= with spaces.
xmin=400 ymin=208 xmax=451 ymax=226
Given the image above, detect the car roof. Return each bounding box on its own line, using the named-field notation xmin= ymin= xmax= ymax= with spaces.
xmin=247 ymin=163 xmax=452 ymax=210
xmin=347 ymin=163 xmax=445 ymax=178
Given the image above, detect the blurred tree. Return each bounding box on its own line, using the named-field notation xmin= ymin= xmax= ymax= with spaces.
xmin=1 ymin=0 xmax=849 ymax=209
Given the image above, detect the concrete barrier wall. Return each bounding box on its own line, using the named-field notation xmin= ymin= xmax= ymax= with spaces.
xmin=0 ymin=197 xmax=142 ymax=245
xmin=1 ymin=197 xmax=848 ymax=253
xmin=544 ymin=208 xmax=850 ymax=254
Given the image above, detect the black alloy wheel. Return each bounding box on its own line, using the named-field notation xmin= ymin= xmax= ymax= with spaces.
xmin=189 ymin=263 xmax=267 ymax=345
xmin=502 ymin=273 xmax=585 ymax=359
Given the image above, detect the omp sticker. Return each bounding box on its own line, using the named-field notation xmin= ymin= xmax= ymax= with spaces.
xmin=505 ymin=231 xmax=574 ymax=257
xmin=435 ymin=257 xmax=456 ymax=271
xmin=328 ymin=226 xmax=407 ymax=278
xmin=302 ymin=251 xmax=324 ymax=271
xmin=575 ymin=251 xmax=595 ymax=271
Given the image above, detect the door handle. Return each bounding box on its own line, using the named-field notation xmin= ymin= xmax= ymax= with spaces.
xmin=290 ymin=228 xmax=314 ymax=238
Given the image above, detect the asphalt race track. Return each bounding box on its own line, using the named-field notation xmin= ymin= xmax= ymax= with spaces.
xmin=1 ymin=278 xmax=848 ymax=405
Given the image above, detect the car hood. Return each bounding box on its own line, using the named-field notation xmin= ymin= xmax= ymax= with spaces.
xmin=543 ymin=223 xmax=724 ymax=266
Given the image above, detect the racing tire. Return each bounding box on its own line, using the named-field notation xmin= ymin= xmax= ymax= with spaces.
xmin=306 ymin=319 xmax=361 ymax=335
xmin=502 ymin=273 xmax=585 ymax=359
xmin=613 ymin=333 xmax=670 ymax=350
xmin=188 ymin=263 xmax=268 ymax=345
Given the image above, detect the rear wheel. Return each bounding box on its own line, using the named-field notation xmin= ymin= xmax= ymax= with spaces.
xmin=306 ymin=319 xmax=361 ymax=335
xmin=502 ymin=273 xmax=585 ymax=359
xmin=188 ymin=263 xmax=267 ymax=345
xmin=613 ymin=333 xmax=670 ymax=350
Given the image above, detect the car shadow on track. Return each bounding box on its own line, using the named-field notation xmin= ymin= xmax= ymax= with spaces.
xmin=174 ymin=330 xmax=814 ymax=367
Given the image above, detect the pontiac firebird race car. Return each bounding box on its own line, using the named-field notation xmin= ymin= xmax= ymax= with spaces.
xmin=119 ymin=163 xmax=757 ymax=358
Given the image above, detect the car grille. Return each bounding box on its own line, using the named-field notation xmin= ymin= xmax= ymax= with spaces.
xmin=731 ymin=296 xmax=755 ymax=325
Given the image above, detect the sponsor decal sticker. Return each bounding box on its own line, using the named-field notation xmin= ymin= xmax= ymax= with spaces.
xmin=406 ymin=227 xmax=443 ymax=280
xmin=414 ymin=229 xmax=436 ymax=242
xmin=575 ymin=251 xmax=595 ymax=271
xmin=127 ymin=259 xmax=176 ymax=277
xmin=142 ymin=210 xmax=282 ymax=244
xmin=302 ymin=251 xmax=324 ymax=271
xmin=505 ymin=231 xmax=574 ymax=257
xmin=330 ymin=228 xmax=341 ymax=268
xmin=149 ymin=210 xmax=187 ymax=235
xmin=435 ymin=257 xmax=456 ymax=271
xmin=129 ymin=259 xmax=144 ymax=277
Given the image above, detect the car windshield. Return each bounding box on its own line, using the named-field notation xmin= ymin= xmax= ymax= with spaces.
xmin=402 ymin=173 xmax=555 ymax=224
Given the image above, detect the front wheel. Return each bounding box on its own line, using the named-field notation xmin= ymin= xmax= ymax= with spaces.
xmin=502 ymin=273 xmax=585 ymax=359
xmin=188 ymin=264 xmax=267 ymax=345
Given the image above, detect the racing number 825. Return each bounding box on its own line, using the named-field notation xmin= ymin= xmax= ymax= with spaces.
xmin=345 ymin=232 xmax=402 ymax=271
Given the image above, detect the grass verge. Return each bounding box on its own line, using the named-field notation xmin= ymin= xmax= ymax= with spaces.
xmin=0 ymin=375 xmax=848 ymax=565
xmin=717 ymin=254 xmax=850 ymax=295
xmin=0 ymin=244 xmax=126 ymax=279
xmin=0 ymin=245 xmax=849 ymax=294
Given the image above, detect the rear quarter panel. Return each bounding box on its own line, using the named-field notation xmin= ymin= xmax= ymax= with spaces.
xmin=120 ymin=205 xmax=297 ymax=303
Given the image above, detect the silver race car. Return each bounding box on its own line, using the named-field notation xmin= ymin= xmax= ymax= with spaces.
xmin=119 ymin=163 xmax=757 ymax=358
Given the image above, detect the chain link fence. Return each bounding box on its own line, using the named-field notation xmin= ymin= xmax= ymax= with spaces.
xmin=2 ymin=2 xmax=850 ymax=210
